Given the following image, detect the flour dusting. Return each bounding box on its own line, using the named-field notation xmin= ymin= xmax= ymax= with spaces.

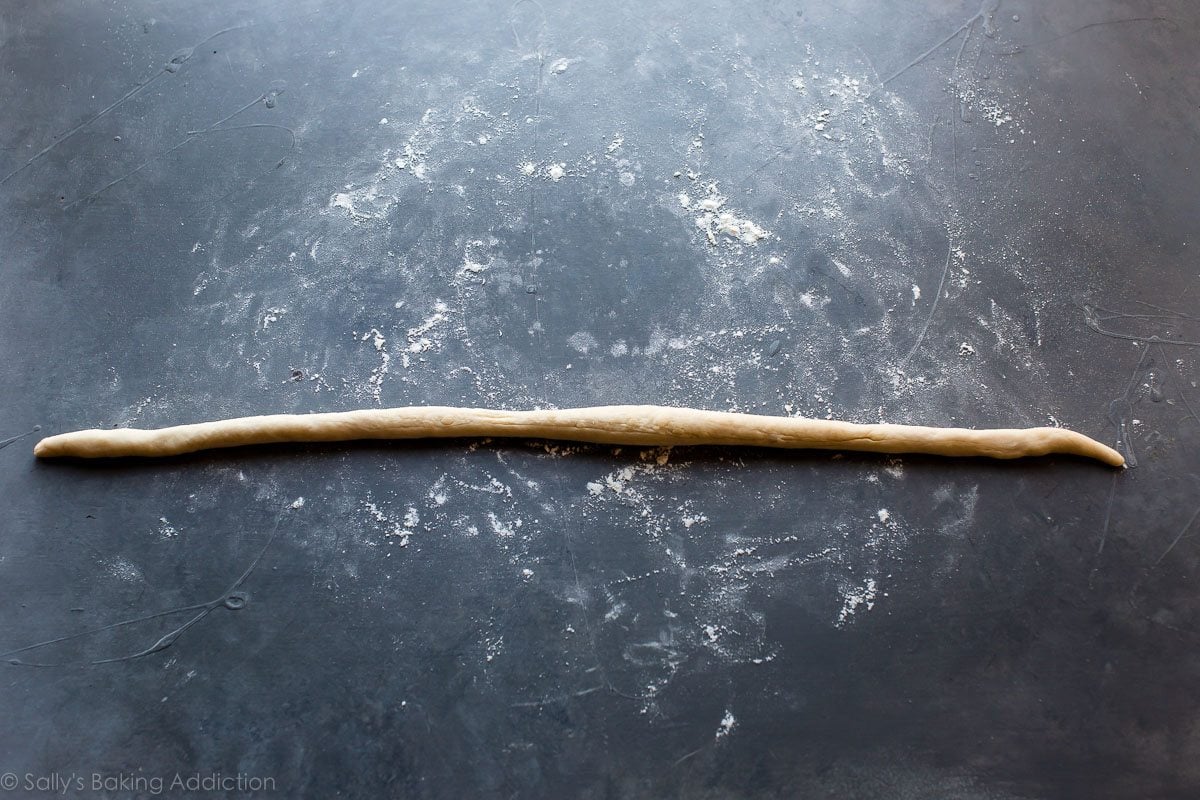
xmin=715 ymin=710 xmax=737 ymax=741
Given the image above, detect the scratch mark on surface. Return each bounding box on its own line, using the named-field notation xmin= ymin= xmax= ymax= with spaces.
xmin=673 ymin=747 xmax=705 ymax=767
xmin=511 ymin=0 xmax=548 ymax=336
xmin=0 ymin=426 xmax=41 ymax=452
xmin=894 ymin=4 xmax=990 ymax=366
xmin=1050 ymin=15 xmax=1175 ymax=40
xmin=1105 ymin=343 xmax=1149 ymax=467
xmin=511 ymin=684 xmax=604 ymax=707
xmin=67 ymin=85 xmax=292 ymax=208
xmin=990 ymin=16 xmax=1177 ymax=55
xmin=2 ymin=511 xmax=284 ymax=667
xmin=877 ymin=0 xmax=996 ymax=88
xmin=744 ymin=144 xmax=792 ymax=181
xmin=546 ymin=466 xmax=649 ymax=706
xmin=508 ymin=0 xmax=547 ymax=51
xmin=899 ymin=235 xmax=953 ymax=367
xmin=1154 ymin=504 xmax=1200 ymax=568
xmin=926 ymin=113 xmax=940 ymax=164
xmin=1127 ymin=494 xmax=1200 ymax=636
xmin=1083 ymin=304 xmax=1200 ymax=347
xmin=0 ymin=24 xmax=251 ymax=187
xmin=1089 ymin=470 xmax=1120 ymax=586
xmin=1157 ymin=342 xmax=1200 ymax=427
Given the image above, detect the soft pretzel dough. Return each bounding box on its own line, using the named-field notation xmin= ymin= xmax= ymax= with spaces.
xmin=33 ymin=405 xmax=1123 ymax=466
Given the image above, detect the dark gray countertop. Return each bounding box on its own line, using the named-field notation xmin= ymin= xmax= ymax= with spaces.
xmin=2 ymin=0 xmax=1198 ymax=796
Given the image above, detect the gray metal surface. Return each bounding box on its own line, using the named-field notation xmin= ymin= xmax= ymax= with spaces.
xmin=1 ymin=0 xmax=1197 ymax=796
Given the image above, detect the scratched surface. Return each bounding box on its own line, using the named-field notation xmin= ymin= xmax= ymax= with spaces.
xmin=1 ymin=0 xmax=1198 ymax=796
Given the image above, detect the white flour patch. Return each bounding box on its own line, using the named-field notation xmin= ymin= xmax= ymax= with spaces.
xmin=980 ymin=97 xmax=1014 ymax=127
xmin=715 ymin=710 xmax=737 ymax=740
xmin=604 ymin=466 xmax=636 ymax=494
xmin=797 ymin=290 xmax=829 ymax=310
xmin=358 ymin=327 xmax=391 ymax=403
xmin=106 ymin=557 xmax=142 ymax=583
xmin=690 ymin=183 xmax=770 ymax=246
xmin=260 ymin=307 xmax=287 ymax=330
xmin=460 ymin=237 xmax=499 ymax=275
xmin=837 ymin=577 xmax=878 ymax=626
xmin=364 ymin=499 xmax=414 ymax=546
xmin=329 ymin=191 xmax=373 ymax=221
xmin=567 ymin=331 xmax=599 ymax=354
xmin=392 ymin=108 xmax=437 ymax=182
xmin=426 ymin=475 xmax=450 ymax=506
xmin=405 ymin=300 xmax=450 ymax=357
xmin=487 ymin=512 xmax=520 ymax=538
xmin=123 ymin=395 xmax=158 ymax=423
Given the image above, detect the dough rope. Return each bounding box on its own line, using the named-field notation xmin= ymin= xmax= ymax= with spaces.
xmin=33 ymin=405 xmax=1124 ymax=466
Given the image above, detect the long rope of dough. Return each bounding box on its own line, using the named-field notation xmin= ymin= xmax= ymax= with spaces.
xmin=33 ymin=405 xmax=1124 ymax=466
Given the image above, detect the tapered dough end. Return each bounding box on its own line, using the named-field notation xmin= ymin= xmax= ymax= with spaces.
xmin=33 ymin=435 xmax=67 ymax=458
xmin=1070 ymin=431 xmax=1125 ymax=467
xmin=1076 ymin=436 xmax=1125 ymax=467
xmin=33 ymin=430 xmax=123 ymax=458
